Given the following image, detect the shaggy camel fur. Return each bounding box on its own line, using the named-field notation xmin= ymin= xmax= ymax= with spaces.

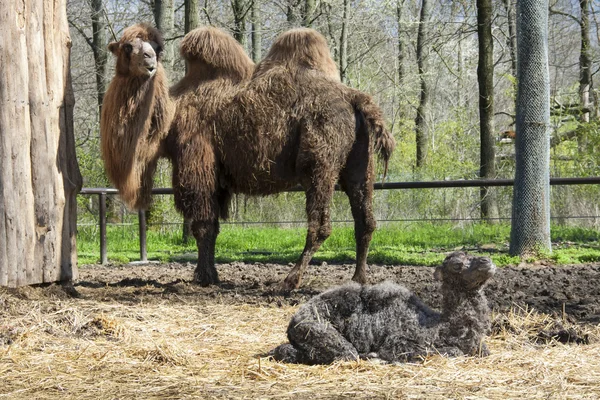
xmin=101 ymin=25 xmax=395 ymax=289
xmin=253 ymin=28 xmax=340 ymax=81
xmin=100 ymin=23 xmax=175 ymax=209
xmin=270 ymin=252 xmax=496 ymax=364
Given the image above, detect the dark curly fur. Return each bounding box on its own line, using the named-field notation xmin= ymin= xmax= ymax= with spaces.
xmin=270 ymin=252 xmax=496 ymax=364
xmin=102 ymin=25 xmax=395 ymax=289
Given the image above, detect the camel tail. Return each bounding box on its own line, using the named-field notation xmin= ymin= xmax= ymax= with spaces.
xmin=351 ymin=92 xmax=396 ymax=181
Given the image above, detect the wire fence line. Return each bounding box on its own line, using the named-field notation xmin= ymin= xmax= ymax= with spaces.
xmin=78 ymin=177 xmax=600 ymax=264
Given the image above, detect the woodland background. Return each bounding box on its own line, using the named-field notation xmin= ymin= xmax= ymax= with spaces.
xmin=69 ymin=0 xmax=600 ymax=229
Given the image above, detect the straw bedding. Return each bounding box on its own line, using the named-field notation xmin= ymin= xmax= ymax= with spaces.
xmin=1 ymin=261 xmax=599 ymax=399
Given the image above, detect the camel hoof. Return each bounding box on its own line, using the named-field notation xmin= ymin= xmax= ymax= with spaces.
xmin=193 ymin=271 xmax=220 ymax=287
xmin=351 ymin=273 xmax=367 ymax=285
xmin=281 ymin=275 xmax=301 ymax=292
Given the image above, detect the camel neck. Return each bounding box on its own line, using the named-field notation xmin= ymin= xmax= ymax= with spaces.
xmin=440 ymin=288 xmax=487 ymax=318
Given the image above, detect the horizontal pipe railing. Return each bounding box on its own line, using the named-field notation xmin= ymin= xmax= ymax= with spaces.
xmin=78 ymin=177 xmax=600 ymax=264
xmin=79 ymin=176 xmax=600 ymax=196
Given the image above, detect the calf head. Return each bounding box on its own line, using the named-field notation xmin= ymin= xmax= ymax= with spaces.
xmin=434 ymin=252 xmax=496 ymax=292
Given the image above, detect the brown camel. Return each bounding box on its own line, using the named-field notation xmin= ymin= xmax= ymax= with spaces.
xmin=101 ymin=25 xmax=395 ymax=290
xmin=100 ymin=24 xmax=175 ymax=210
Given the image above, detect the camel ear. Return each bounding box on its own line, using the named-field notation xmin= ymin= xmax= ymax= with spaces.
xmin=108 ymin=42 xmax=120 ymax=55
xmin=433 ymin=267 xmax=443 ymax=281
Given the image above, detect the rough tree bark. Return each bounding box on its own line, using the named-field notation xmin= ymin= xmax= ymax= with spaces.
xmin=396 ymin=0 xmax=406 ymax=86
xmin=501 ymin=0 xmax=518 ymax=80
xmin=185 ymin=0 xmax=200 ymax=34
xmin=91 ymin=0 xmax=107 ymax=112
xmin=231 ymin=0 xmax=248 ymax=48
xmin=154 ymin=0 xmax=175 ymax=68
xmin=251 ymin=0 xmax=262 ymax=63
xmin=477 ymin=0 xmax=499 ymax=221
xmin=302 ymin=0 xmax=316 ymax=27
xmin=286 ymin=0 xmax=299 ymax=25
xmin=0 ymin=0 xmax=82 ymax=287
xmin=415 ymin=0 xmax=432 ymax=168
xmin=579 ymin=0 xmax=591 ymax=124
xmin=339 ymin=0 xmax=349 ymax=84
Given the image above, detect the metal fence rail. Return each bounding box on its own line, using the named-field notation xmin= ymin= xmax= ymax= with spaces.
xmin=79 ymin=177 xmax=600 ymax=264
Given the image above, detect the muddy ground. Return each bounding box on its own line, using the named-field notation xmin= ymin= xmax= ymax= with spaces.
xmin=69 ymin=260 xmax=600 ymax=324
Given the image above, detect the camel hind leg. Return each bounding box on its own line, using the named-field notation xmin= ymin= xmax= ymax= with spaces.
xmin=282 ymin=178 xmax=336 ymax=290
xmin=339 ymin=132 xmax=376 ymax=285
xmin=192 ymin=218 xmax=220 ymax=286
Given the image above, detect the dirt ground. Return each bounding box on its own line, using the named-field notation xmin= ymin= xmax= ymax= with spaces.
xmin=2 ymin=260 xmax=600 ymax=399
xmin=73 ymin=260 xmax=600 ymax=324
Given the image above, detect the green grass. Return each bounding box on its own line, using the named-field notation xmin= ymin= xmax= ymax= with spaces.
xmin=76 ymin=222 xmax=600 ymax=267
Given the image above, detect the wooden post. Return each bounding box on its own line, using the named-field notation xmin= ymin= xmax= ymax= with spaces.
xmin=138 ymin=210 xmax=148 ymax=262
xmin=0 ymin=0 xmax=82 ymax=287
xmin=99 ymin=193 xmax=107 ymax=265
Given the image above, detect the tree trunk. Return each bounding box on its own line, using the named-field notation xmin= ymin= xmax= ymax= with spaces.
xmin=509 ymin=0 xmax=551 ymax=256
xmin=91 ymin=0 xmax=108 ymax=113
xmin=339 ymin=0 xmax=349 ymax=84
xmin=0 ymin=0 xmax=82 ymax=287
xmin=502 ymin=0 xmax=518 ymax=80
xmin=579 ymin=0 xmax=591 ymax=124
xmin=231 ymin=0 xmax=248 ymax=48
xmin=415 ymin=0 xmax=432 ymax=169
xmin=185 ymin=0 xmax=200 ymax=33
xmin=396 ymin=0 xmax=406 ymax=86
xmin=302 ymin=0 xmax=316 ymax=27
xmin=251 ymin=0 xmax=262 ymax=63
xmin=154 ymin=0 xmax=175 ymax=68
xmin=477 ymin=0 xmax=499 ymax=221
xmin=287 ymin=0 xmax=298 ymax=25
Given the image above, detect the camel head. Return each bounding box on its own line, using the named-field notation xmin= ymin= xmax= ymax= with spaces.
xmin=108 ymin=23 xmax=164 ymax=78
xmin=434 ymin=252 xmax=496 ymax=292
xmin=254 ymin=28 xmax=340 ymax=81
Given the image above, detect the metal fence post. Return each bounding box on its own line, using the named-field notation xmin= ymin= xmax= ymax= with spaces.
xmin=138 ymin=210 xmax=148 ymax=262
xmin=99 ymin=192 xmax=107 ymax=265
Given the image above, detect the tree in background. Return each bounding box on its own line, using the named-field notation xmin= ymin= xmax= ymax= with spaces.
xmin=251 ymin=0 xmax=262 ymax=62
xmin=231 ymin=0 xmax=249 ymax=48
xmin=476 ymin=0 xmax=499 ymax=221
xmin=414 ymin=0 xmax=432 ymax=169
xmin=68 ymin=0 xmax=109 ymax=114
xmin=510 ymin=0 xmax=552 ymax=256
xmin=154 ymin=0 xmax=175 ymax=68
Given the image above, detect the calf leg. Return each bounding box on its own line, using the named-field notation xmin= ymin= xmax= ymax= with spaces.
xmin=287 ymin=318 xmax=359 ymax=364
xmin=282 ymin=182 xmax=335 ymax=290
xmin=192 ymin=218 xmax=220 ymax=286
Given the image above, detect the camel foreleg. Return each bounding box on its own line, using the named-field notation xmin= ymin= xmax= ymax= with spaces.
xmin=282 ymin=181 xmax=335 ymax=290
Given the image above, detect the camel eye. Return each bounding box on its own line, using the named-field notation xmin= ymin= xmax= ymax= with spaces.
xmin=123 ymin=43 xmax=133 ymax=54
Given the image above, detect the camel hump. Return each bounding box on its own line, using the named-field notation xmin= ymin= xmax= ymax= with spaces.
xmin=254 ymin=28 xmax=340 ymax=81
xmin=179 ymin=27 xmax=254 ymax=83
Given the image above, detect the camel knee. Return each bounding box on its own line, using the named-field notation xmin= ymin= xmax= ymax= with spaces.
xmin=317 ymin=221 xmax=332 ymax=242
xmin=364 ymin=217 xmax=376 ymax=235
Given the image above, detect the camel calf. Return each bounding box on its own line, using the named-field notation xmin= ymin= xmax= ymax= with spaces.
xmin=270 ymin=252 xmax=496 ymax=364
